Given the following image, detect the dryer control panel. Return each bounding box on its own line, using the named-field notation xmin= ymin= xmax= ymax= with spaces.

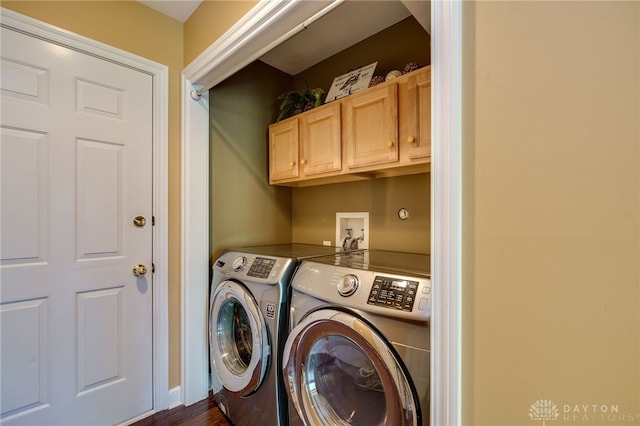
xmin=213 ymin=251 xmax=292 ymax=285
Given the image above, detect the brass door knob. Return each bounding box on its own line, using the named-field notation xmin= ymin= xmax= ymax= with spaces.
xmin=133 ymin=264 xmax=148 ymax=276
xmin=133 ymin=216 xmax=146 ymax=227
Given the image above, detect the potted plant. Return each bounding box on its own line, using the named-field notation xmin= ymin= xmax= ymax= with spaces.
xmin=276 ymin=86 xmax=326 ymax=122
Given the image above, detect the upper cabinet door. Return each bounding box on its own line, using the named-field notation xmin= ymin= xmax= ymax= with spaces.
xmin=269 ymin=117 xmax=299 ymax=183
xmin=300 ymin=102 xmax=342 ymax=178
xmin=343 ymin=83 xmax=398 ymax=170
xmin=399 ymin=67 xmax=431 ymax=162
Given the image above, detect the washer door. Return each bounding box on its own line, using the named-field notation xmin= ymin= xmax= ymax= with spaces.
xmin=283 ymin=309 xmax=419 ymax=426
xmin=209 ymin=280 xmax=270 ymax=396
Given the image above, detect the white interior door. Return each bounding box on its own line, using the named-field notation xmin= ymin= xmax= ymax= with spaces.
xmin=0 ymin=26 xmax=153 ymax=425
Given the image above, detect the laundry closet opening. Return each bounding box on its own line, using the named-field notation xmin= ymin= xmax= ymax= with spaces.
xmin=208 ymin=4 xmax=431 ymax=261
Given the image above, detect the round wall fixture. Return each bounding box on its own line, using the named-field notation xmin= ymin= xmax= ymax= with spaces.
xmin=397 ymin=208 xmax=409 ymax=220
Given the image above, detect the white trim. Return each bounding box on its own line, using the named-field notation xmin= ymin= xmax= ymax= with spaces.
xmin=181 ymin=1 xmax=463 ymax=424
xmin=183 ymin=0 xmax=334 ymax=93
xmin=431 ymin=1 xmax=463 ymax=425
xmin=117 ymin=411 xmax=155 ymax=426
xmin=180 ymin=76 xmax=210 ymax=405
xmin=0 ymin=6 xmax=171 ymax=414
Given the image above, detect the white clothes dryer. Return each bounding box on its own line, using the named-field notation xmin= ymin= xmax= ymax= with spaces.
xmin=283 ymin=250 xmax=431 ymax=426
xmin=209 ymin=244 xmax=359 ymax=426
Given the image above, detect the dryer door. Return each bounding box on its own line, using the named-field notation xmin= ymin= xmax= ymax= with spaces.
xmin=283 ymin=308 xmax=420 ymax=426
xmin=209 ymin=280 xmax=270 ymax=396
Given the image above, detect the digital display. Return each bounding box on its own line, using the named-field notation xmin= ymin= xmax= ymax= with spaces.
xmin=390 ymin=280 xmax=408 ymax=289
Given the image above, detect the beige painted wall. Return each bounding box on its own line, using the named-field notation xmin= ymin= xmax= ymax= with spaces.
xmin=2 ymin=0 xmax=185 ymax=389
xmin=463 ymin=2 xmax=640 ymax=424
xmin=183 ymin=0 xmax=257 ymax=65
xmin=209 ymin=61 xmax=293 ymax=259
xmin=292 ymin=174 xmax=430 ymax=254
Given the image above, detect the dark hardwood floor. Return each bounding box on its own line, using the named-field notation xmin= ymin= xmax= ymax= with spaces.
xmin=132 ymin=393 xmax=231 ymax=426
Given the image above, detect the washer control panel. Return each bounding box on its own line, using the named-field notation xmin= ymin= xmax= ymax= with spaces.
xmin=368 ymin=276 xmax=419 ymax=312
xmin=247 ymin=257 xmax=277 ymax=279
xmin=293 ymin=261 xmax=432 ymax=321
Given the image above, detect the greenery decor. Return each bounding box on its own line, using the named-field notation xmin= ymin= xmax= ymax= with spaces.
xmin=276 ymin=86 xmax=326 ymax=122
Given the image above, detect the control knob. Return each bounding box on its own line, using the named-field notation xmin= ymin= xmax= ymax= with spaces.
xmin=232 ymin=256 xmax=247 ymax=272
xmin=337 ymin=274 xmax=359 ymax=297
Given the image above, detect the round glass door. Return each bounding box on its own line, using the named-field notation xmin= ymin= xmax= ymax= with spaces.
xmin=209 ymin=280 xmax=269 ymax=396
xmin=283 ymin=309 xmax=419 ymax=426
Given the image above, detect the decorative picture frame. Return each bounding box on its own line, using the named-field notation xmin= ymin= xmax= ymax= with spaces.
xmin=325 ymin=62 xmax=378 ymax=103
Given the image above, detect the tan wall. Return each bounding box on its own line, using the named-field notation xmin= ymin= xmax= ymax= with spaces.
xmin=1 ymin=0 xmax=185 ymax=388
xmin=183 ymin=0 xmax=257 ymax=64
xmin=463 ymin=2 xmax=640 ymax=424
xmin=209 ymin=61 xmax=293 ymax=259
xmin=292 ymin=174 xmax=430 ymax=254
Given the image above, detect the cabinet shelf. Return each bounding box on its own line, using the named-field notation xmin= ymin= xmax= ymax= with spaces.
xmin=268 ymin=66 xmax=431 ymax=187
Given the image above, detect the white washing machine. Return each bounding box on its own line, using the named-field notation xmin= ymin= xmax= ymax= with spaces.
xmin=282 ymin=250 xmax=431 ymax=426
xmin=209 ymin=244 xmax=359 ymax=426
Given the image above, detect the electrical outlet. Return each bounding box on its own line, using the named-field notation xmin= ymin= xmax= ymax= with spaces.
xmin=322 ymin=240 xmax=332 ymax=246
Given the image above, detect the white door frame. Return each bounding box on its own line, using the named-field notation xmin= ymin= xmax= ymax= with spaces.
xmin=0 ymin=7 xmax=171 ymax=416
xmin=181 ymin=1 xmax=462 ymax=425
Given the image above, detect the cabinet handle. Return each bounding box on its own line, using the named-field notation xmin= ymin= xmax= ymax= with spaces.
xmin=289 ymin=161 xmax=296 ymax=167
xmin=407 ymin=136 xmax=416 ymax=144
xmin=386 ymin=140 xmax=394 ymax=148
xmin=301 ymin=159 xmax=307 ymax=165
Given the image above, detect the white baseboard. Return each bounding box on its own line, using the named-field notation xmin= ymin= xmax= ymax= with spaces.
xmin=167 ymin=386 xmax=183 ymax=410
xmin=116 ymin=387 xmax=182 ymax=425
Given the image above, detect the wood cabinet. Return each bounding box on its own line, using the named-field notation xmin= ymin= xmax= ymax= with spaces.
xmin=398 ymin=66 xmax=431 ymax=164
xmin=343 ymin=84 xmax=398 ymax=171
xmin=299 ymin=102 xmax=342 ymax=178
xmin=269 ymin=116 xmax=299 ymax=182
xmin=269 ymin=102 xmax=342 ymax=185
xmin=269 ymin=66 xmax=431 ymax=186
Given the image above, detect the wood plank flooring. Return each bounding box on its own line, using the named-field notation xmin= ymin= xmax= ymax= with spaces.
xmin=132 ymin=393 xmax=231 ymax=426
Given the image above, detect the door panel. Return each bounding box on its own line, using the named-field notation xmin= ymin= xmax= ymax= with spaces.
xmin=77 ymin=139 xmax=123 ymax=258
xmin=0 ymin=128 xmax=47 ymax=266
xmin=0 ymin=298 xmax=49 ymax=416
xmin=0 ymin=26 xmax=153 ymax=425
xmin=76 ymin=287 xmax=124 ymax=394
